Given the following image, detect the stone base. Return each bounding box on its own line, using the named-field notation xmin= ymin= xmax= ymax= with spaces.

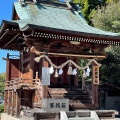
xmin=1 ymin=113 xmax=21 ymax=120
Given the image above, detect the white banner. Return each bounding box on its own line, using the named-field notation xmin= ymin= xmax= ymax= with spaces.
xmin=42 ymin=67 xmax=50 ymax=85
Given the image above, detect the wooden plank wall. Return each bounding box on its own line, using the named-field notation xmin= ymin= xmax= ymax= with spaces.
xmin=9 ymin=59 xmax=20 ymax=80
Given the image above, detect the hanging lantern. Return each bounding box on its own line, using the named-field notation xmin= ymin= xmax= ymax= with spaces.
xmin=49 ymin=66 xmax=54 ymax=74
xmin=83 ymin=70 xmax=87 ymax=78
xmin=59 ymin=68 xmax=63 ymax=75
xmin=72 ymin=68 xmax=77 ymax=75
xmin=67 ymin=63 xmax=73 ymax=75
xmin=54 ymin=69 xmax=58 ymax=77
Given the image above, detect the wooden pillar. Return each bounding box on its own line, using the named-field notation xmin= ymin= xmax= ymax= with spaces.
xmin=16 ymin=90 xmax=21 ymax=117
xmin=6 ymin=54 xmax=10 ymax=83
xmin=42 ymin=60 xmax=48 ymax=98
xmin=74 ymin=58 xmax=79 ymax=86
xmin=30 ymin=49 xmax=35 ymax=80
xmin=7 ymin=90 xmax=10 ymax=114
xmin=92 ymin=62 xmax=99 ymax=108
xmin=11 ymin=90 xmax=14 ymax=116
xmin=4 ymin=91 xmax=7 ymax=113
xmin=20 ymin=51 xmax=23 ymax=78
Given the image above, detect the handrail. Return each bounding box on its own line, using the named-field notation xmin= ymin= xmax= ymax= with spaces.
xmin=6 ymin=78 xmax=38 ymax=88
xmin=84 ymin=84 xmax=92 ymax=98
xmin=82 ymin=79 xmax=92 ymax=98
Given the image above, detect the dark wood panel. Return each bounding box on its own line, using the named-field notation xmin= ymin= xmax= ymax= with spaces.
xmin=9 ymin=59 xmax=20 ymax=80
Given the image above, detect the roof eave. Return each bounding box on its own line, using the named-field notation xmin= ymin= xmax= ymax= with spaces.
xmin=1 ymin=20 xmax=120 ymax=41
xmin=22 ymin=23 xmax=120 ymax=40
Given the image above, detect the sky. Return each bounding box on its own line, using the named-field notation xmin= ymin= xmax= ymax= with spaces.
xmin=0 ymin=0 xmax=18 ymax=73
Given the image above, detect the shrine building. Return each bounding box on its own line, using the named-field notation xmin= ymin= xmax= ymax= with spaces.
xmin=0 ymin=0 xmax=120 ymax=119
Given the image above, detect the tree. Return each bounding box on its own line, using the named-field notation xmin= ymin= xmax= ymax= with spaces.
xmin=91 ymin=1 xmax=120 ymax=86
xmin=100 ymin=52 xmax=120 ymax=86
xmin=72 ymin=0 xmax=119 ymax=24
xmin=91 ymin=1 xmax=120 ymax=32
xmin=0 ymin=73 xmax=5 ymax=98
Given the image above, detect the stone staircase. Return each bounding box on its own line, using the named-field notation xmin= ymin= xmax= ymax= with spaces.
xmin=60 ymin=111 xmax=100 ymax=120
xmin=19 ymin=109 xmax=117 ymax=120
xmin=48 ymin=86 xmax=94 ymax=110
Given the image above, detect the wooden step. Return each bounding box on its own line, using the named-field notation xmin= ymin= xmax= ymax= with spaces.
xmin=48 ymin=90 xmax=88 ymax=95
xmin=50 ymin=95 xmax=91 ymax=100
xmin=48 ymin=88 xmax=86 ymax=92
xmin=48 ymin=87 xmax=93 ymax=110
xmin=69 ymin=102 xmax=94 ymax=109
xmin=70 ymin=100 xmax=92 ymax=104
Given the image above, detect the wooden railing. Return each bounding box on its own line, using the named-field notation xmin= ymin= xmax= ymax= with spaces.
xmin=5 ymin=77 xmax=42 ymax=90
xmin=82 ymin=78 xmax=99 ymax=108
xmin=82 ymin=78 xmax=95 ymax=104
xmin=33 ymin=78 xmax=43 ymax=107
xmin=84 ymin=83 xmax=92 ymax=99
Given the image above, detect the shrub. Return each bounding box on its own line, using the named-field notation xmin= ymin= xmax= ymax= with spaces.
xmin=0 ymin=105 xmax=4 ymax=113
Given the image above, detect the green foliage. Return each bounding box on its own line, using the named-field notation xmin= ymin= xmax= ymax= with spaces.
xmin=91 ymin=1 xmax=120 ymax=87
xmin=0 ymin=105 xmax=4 ymax=113
xmin=99 ymin=51 xmax=120 ymax=86
xmin=78 ymin=59 xmax=89 ymax=80
xmin=0 ymin=73 xmax=5 ymax=98
xmin=73 ymin=0 xmax=107 ymax=24
xmin=73 ymin=0 xmax=119 ymax=24
xmin=91 ymin=1 xmax=120 ymax=32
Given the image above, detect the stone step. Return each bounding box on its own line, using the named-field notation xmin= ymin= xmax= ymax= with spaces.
xmin=69 ymin=117 xmax=95 ymax=120
xmin=34 ymin=113 xmax=59 ymax=119
xmin=66 ymin=111 xmax=90 ymax=117
xmin=33 ymin=102 xmax=41 ymax=108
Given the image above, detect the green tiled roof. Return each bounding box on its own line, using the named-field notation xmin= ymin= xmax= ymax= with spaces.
xmin=11 ymin=2 xmax=120 ymax=37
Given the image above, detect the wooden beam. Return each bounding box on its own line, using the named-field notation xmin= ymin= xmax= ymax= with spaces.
xmin=35 ymin=51 xmax=106 ymax=59
xmin=4 ymin=34 xmax=19 ymax=47
xmin=0 ymin=30 xmax=8 ymax=40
